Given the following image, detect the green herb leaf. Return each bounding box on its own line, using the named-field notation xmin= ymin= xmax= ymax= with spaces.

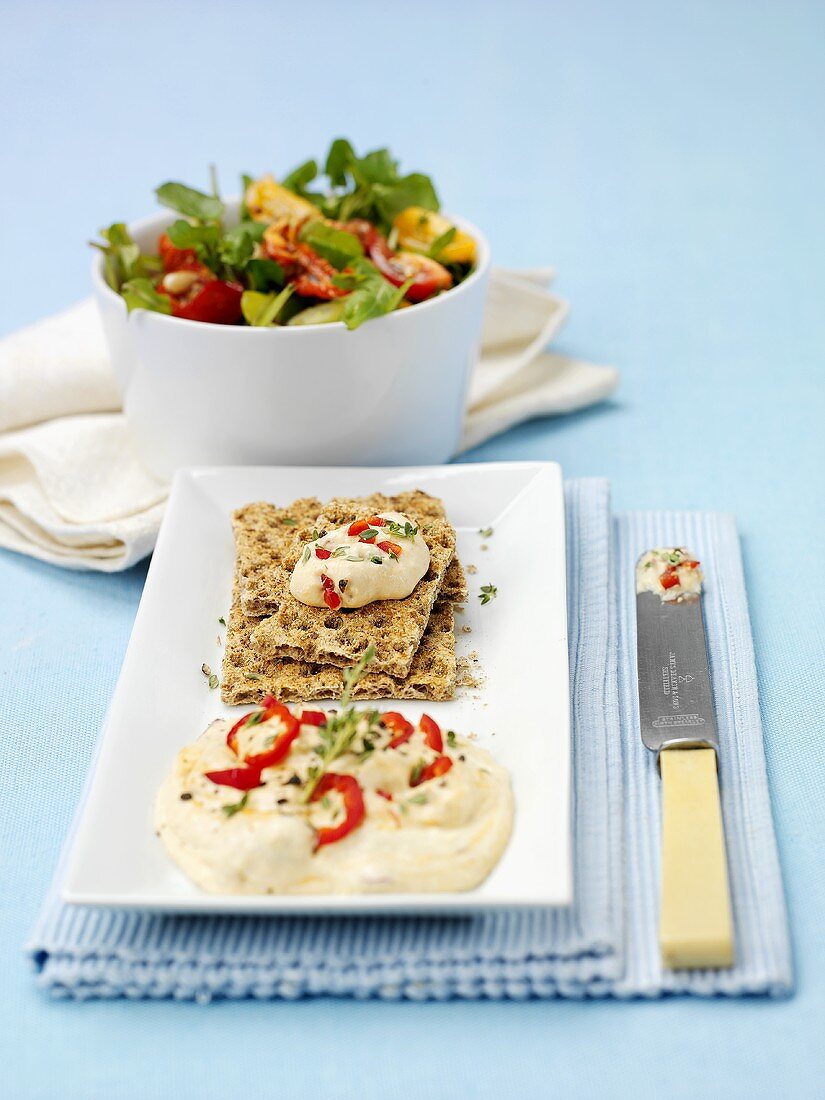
xmin=333 ymin=257 xmax=410 ymax=331
xmin=208 ymin=673 xmax=219 ymax=690
xmin=245 ymin=258 xmax=285 ymax=292
xmin=324 ymin=138 xmax=356 ymax=187
xmin=241 ymin=284 xmax=295 ymax=327
xmin=370 ymin=556 xmax=383 ymax=565
xmin=410 ymin=760 xmax=425 ymax=785
xmin=239 ymin=172 xmax=255 ymax=221
xmin=165 ymin=219 xmax=221 ymax=250
xmin=218 ymin=220 xmax=266 ymax=269
xmin=282 ymin=517 xmax=297 ymax=526
xmin=478 ymin=526 xmax=494 ymax=538
xmin=478 ymin=583 xmax=498 ymax=606
xmin=155 ymin=181 xmax=224 ymax=223
xmin=426 ymin=226 xmax=457 ymax=260
xmin=282 ymin=158 xmax=318 ymax=196
xmin=120 ymin=278 xmax=172 ymax=316
xmin=299 ymin=220 xmax=364 ymax=270
xmin=385 ymin=519 xmax=419 ymax=539
xmin=245 ymin=672 xmax=265 ymax=681
xmin=222 ymin=791 xmax=249 ymax=818
xmin=90 ymin=223 xmax=161 ymax=290
xmin=218 ymin=616 xmax=226 ymax=626
xmin=446 ymin=730 xmax=457 ymax=748
xmin=408 ymin=793 xmax=428 ymax=806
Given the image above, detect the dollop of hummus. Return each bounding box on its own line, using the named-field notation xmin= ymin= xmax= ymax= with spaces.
xmin=636 ymin=547 xmax=703 ymax=602
xmin=154 ymin=710 xmax=514 ymax=896
xmin=290 ymin=511 xmax=430 ymax=609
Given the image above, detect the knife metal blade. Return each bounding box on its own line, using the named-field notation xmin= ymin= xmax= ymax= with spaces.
xmin=636 ymin=589 xmax=718 ymax=758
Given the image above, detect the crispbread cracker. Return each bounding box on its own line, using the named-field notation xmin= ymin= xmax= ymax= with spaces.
xmin=221 ymin=586 xmax=456 ymax=704
xmin=237 ymin=490 xmax=457 ymax=679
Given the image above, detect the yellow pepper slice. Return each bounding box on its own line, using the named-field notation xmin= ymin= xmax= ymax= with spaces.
xmin=244 ymin=175 xmax=318 ymax=229
xmin=392 ymin=207 xmax=476 ymax=265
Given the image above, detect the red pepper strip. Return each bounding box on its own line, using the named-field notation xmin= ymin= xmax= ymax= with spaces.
xmin=204 ymin=766 xmax=262 ymax=790
xmin=315 ymin=547 xmax=332 ymax=559
xmin=226 ymin=700 xmax=299 ymax=769
xmin=660 ymin=568 xmax=680 ymax=590
xmin=168 ymin=280 xmax=244 ymax=325
xmin=376 ymin=789 xmax=394 ymax=801
xmin=324 ymin=589 xmax=342 ymax=610
xmin=301 ymin=710 xmax=327 ymax=726
xmin=377 ymin=540 xmax=402 ymax=558
xmin=366 ymin=516 xmax=387 ymax=527
xmin=348 ymin=519 xmax=371 ymax=536
xmin=383 ymin=711 xmax=415 ymax=747
xmin=311 ymin=773 xmax=365 ymax=848
xmin=412 ymin=755 xmax=453 ymax=787
xmin=244 ymin=705 xmax=300 ymax=769
xmin=418 ymin=713 xmax=443 ymax=753
xmin=682 ymin=560 xmax=701 ymax=569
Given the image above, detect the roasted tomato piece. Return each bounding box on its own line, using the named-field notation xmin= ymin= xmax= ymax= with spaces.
xmin=368 ymin=241 xmax=452 ymax=302
xmin=263 ymin=226 xmax=346 ymax=300
xmin=166 ymin=279 xmax=244 ymax=325
xmin=158 ymin=232 xmax=204 ymax=274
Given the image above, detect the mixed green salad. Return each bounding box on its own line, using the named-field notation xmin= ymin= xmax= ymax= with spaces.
xmin=92 ymin=140 xmax=477 ymax=331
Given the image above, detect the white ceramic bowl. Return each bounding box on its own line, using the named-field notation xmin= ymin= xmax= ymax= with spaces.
xmin=92 ymin=201 xmax=490 ymax=480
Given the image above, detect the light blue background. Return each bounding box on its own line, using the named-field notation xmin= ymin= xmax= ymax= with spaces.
xmin=1 ymin=1 xmax=823 ymax=1096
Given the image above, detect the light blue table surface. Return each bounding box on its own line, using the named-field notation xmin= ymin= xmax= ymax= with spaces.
xmin=1 ymin=1 xmax=823 ymax=1096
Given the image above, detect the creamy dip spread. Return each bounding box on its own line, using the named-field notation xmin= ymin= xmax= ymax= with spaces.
xmin=155 ymin=704 xmax=513 ymax=895
xmin=290 ymin=511 xmax=430 ymax=610
xmin=636 ymin=547 xmax=703 ymax=602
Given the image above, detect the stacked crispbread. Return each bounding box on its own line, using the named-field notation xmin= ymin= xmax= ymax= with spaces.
xmin=221 ymin=490 xmax=466 ymax=704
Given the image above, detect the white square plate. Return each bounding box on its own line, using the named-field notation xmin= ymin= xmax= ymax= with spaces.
xmin=63 ymin=462 xmax=571 ymax=914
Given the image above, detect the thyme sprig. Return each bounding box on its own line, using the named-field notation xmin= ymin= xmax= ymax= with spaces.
xmin=301 ymin=644 xmax=379 ymax=802
xmin=478 ymin=583 xmax=498 ymax=606
xmin=384 ymin=519 xmax=419 ymax=540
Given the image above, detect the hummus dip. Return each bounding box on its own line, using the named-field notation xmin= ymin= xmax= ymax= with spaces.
xmin=155 ymin=705 xmax=513 ymax=895
xmin=290 ymin=511 xmax=430 ymax=610
xmin=636 ymin=547 xmax=703 ymax=602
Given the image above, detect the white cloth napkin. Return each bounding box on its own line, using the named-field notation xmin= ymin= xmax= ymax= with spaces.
xmin=0 ymin=271 xmax=617 ymax=571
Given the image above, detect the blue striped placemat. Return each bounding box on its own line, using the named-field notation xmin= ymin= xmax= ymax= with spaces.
xmin=27 ymin=479 xmax=791 ymax=999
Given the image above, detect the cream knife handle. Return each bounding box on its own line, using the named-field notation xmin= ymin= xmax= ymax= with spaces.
xmin=659 ymin=747 xmax=735 ymax=969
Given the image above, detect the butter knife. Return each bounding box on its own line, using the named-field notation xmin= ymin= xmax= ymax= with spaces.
xmin=635 ymin=548 xmax=734 ymax=970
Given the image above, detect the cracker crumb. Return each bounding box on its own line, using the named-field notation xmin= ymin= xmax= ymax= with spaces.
xmin=461 ymin=625 xmax=472 ymax=634
xmin=480 ymin=544 xmax=489 ymax=552
xmin=467 ymin=563 xmax=478 ymax=575
xmin=456 ymin=655 xmax=481 ymax=690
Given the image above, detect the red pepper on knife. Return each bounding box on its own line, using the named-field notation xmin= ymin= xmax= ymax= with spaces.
xmin=311 ymin=773 xmax=365 ymax=848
